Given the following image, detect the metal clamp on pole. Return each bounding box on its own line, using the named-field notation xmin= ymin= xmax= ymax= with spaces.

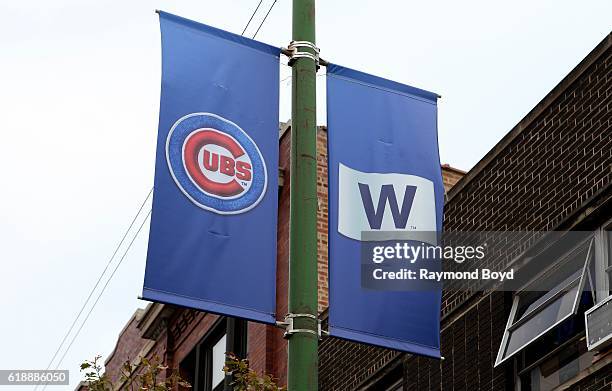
xmin=285 ymin=40 xmax=320 ymax=66
xmin=276 ymin=313 xmax=322 ymax=339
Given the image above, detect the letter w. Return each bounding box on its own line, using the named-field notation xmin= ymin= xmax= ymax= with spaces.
xmin=358 ymin=183 xmax=417 ymax=229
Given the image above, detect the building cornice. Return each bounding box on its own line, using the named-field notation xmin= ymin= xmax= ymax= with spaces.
xmin=136 ymin=302 xmax=176 ymax=340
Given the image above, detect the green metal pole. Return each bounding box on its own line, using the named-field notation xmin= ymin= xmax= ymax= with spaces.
xmin=288 ymin=0 xmax=318 ymax=389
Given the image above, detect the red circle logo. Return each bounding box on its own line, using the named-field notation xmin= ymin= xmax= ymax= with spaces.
xmin=183 ymin=128 xmax=253 ymax=199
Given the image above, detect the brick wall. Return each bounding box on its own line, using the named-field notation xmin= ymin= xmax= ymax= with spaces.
xmin=319 ymin=35 xmax=611 ymax=391
xmin=441 ymin=164 xmax=466 ymax=192
xmin=567 ymin=368 xmax=612 ymax=391
xmin=103 ymin=309 xmax=149 ymax=384
xmin=317 ymin=130 xmax=329 ymax=313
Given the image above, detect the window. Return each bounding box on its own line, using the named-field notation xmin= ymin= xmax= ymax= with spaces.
xmin=495 ymin=239 xmax=594 ymax=367
xmin=198 ymin=328 xmax=227 ymax=391
xmin=210 ymin=334 xmax=226 ymax=389
xmin=513 ymin=288 xmax=596 ymax=391
xmin=180 ymin=317 xmax=248 ymax=391
xmin=590 ymin=224 xmax=612 ymax=301
xmin=370 ymin=361 xmax=403 ymax=390
xmin=496 ymin=223 xmax=612 ymax=390
xmin=518 ymin=333 xmax=595 ymax=391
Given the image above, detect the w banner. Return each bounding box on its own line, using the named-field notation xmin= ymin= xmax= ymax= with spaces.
xmin=327 ymin=64 xmax=444 ymax=357
xmin=142 ymin=12 xmax=280 ymax=324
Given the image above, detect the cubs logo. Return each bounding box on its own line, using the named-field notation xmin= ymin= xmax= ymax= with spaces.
xmin=166 ymin=113 xmax=267 ymax=214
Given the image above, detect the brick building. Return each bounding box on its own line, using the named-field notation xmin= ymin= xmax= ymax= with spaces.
xmin=319 ymin=33 xmax=611 ymax=391
xmin=83 ymin=33 xmax=610 ymax=391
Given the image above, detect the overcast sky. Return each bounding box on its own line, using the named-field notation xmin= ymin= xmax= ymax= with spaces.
xmin=0 ymin=0 xmax=610 ymax=389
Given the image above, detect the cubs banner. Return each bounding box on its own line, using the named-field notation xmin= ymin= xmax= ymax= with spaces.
xmin=142 ymin=11 xmax=279 ymax=324
xmin=327 ymin=64 xmax=444 ymax=357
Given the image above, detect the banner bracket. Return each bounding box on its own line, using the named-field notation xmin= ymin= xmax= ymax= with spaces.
xmin=276 ymin=313 xmax=326 ymax=339
xmin=281 ymin=41 xmax=328 ymax=67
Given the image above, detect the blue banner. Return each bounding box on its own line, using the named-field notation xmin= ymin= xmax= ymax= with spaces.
xmin=327 ymin=64 xmax=444 ymax=357
xmin=142 ymin=12 xmax=280 ymax=324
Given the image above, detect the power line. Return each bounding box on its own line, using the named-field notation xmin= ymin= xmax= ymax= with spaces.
xmin=280 ymin=74 xmax=291 ymax=84
xmin=35 ymin=188 xmax=152 ymax=390
xmin=41 ymin=209 xmax=152 ymax=391
xmin=253 ymin=0 xmax=279 ymax=39
xmin=55 ymin=209 xmax=152 ymax=370
xmin=241 ymin=0 xmax=264 ymax=35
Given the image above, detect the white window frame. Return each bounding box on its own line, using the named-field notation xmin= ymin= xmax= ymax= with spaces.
xmin=494 ymin=238 xmax=594 ymax=367
xmin=593 ymin=226 xmax=611 ymax=302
